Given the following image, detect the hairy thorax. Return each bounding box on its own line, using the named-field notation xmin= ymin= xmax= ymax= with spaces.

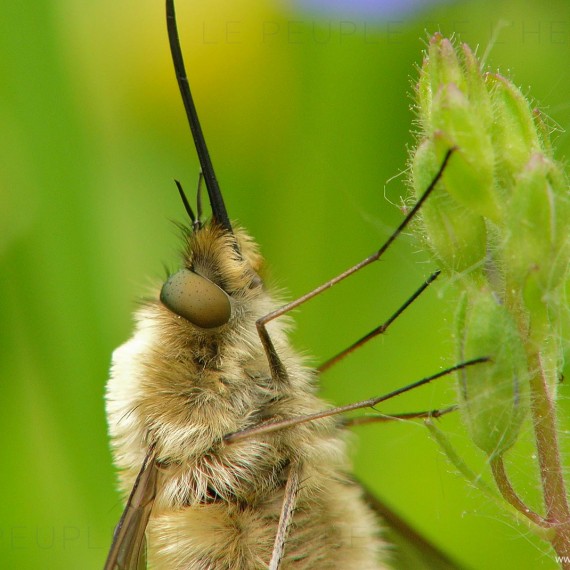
xmin=106 ymin=224 xmax=385 ymax=569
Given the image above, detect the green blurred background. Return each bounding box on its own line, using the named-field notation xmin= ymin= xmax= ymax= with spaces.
xmin=3 ymin=0 xmax=570 ymax=568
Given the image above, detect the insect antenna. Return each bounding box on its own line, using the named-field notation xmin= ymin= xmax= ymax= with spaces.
xmin=318 ymin=269 xmax=441 ymax=373
xmin=166 ymin=0 xmax=232 ymax=232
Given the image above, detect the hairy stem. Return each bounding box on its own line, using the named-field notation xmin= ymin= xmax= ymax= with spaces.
xmin=489 ymin=456 xmax=545 ymax=527
xmin=528 ymin=350 xmax=570 ymax=565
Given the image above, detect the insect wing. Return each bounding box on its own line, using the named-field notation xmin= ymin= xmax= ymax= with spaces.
xmin=105 ymin=447 xmax=158 ymax=570
xmin=360 ymin=483 xmax=463 ymax=570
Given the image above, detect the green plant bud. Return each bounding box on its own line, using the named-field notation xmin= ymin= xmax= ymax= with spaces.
xmin=412 ymin=139 xmax=487 ymax=272
xmin=415 ymin=35 xmax=499 ymax=222
xmin=427 ymin=33 xmax=466 ymax=96
xmin=456 ymin=290 xmax=529 ymax=457
xmin=416 ymin=55 xmax=433 ymax=133
xmin=461 ymin=43 xmax=492 ymax=127
xmin=410 ymin=34 xmax=570 ymax=548
xmin=504 ymin=155 xmax=570 ymax=307
xmin=430 ymin=85 xmax=499 ymax=220
xmin=417 ymin=33 xmax=468 ymax=134
xmin=488 ymin=73 xmax=542 ymax=182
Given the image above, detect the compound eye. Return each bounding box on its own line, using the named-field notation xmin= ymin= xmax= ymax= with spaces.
xmin=160 ymin=269 xmax=231 ymax=328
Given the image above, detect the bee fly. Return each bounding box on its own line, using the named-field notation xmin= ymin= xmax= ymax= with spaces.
xmin=104 ymin=1 xmax=482 ymax=568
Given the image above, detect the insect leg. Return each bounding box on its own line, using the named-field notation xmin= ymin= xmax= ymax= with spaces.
xmin=223 ymin=357 xmax=486 ymax=443
xmin=341 ymin=405 xmax=456 ymax=428
xmin=318 ymin=270 xmax=440 ymax=373
xmin=268 ymin=462 xmax=302 ymax=570
xmin=256 ymin=149 xmax=455 ymax=384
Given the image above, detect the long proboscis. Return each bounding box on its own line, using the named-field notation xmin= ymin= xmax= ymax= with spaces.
xmin=166 ymin=0 xmax=232 ymax=232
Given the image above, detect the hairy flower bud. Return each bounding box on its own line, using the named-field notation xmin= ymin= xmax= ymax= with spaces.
xmin=456 ymin=290 xmax=529 ymax=456
xmin=410 ymin=33 xmax=569 ymax=457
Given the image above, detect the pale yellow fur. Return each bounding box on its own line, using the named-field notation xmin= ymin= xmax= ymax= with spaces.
xmin=106 ymin=223 xmax=386 ymax=569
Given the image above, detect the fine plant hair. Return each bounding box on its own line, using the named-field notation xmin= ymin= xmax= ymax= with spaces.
xmin=410 ymin=33 xmax=570 ymax=566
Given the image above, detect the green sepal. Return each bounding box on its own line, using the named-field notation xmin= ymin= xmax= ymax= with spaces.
xmin=461 ymin=42 xmax=492 ymax=127
xmin=456 ymin=290 xmax=529 ymax=457
xmin=412 ymin=139 xmax=486 ymax=272
xmin=420 ymin=35 xmax=499 ymax=221
xmin=426 ymin=34 xmax=466 ymax=98
xmin=504 ymin=155 xmax=570 ymax=342
xmin=488 ymin=73 xmax=542 ymax=185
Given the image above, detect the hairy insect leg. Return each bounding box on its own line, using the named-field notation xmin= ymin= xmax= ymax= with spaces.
xmin=268 ymin=462 xmax=302 ymax=570
xmin=104 ymin=446 xmax=158 ymax=570
xmin=256 ymin=149 xmax=455 ymax=384
xmin=341 ymin=405 xmax=456 ymax=428
xmin=256 ymin=320 xmax=290 ymax=383
xmin=224 ymin=357 xmax=486 ymax=443
xmin=319 ymin=270 xmax=440 ymax=373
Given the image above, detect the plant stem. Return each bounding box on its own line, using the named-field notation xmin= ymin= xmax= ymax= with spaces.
xmin=528 ymin=350 xmax=570 ymax=566
xmin=490 ymin=456 xmax=546 ymax=527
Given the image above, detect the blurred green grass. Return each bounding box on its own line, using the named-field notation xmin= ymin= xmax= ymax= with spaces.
xmin=2 ymin=0 xmax=570 ymax=568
